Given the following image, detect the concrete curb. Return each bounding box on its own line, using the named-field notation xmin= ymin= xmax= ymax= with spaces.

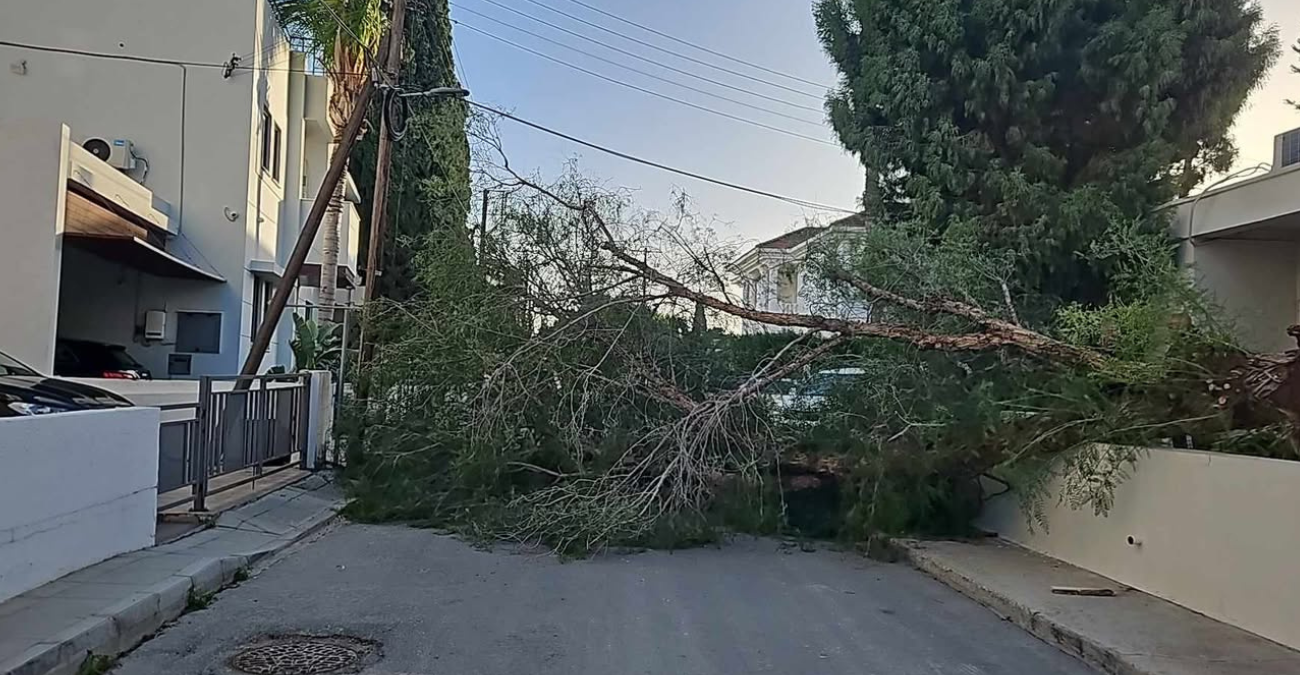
xmin=894 ymin=539 xmax=1137 ymax=675
xmin=2 ymin=501 xmax=341 ymax=675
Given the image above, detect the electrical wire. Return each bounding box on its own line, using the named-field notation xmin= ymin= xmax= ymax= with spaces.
xmin=452 ymin=3 xmax=823 ymax=115
xmin=468 ymin=0 xmax=825 ymax=100
xmin=452 ymin=36 xmax=473 ymax=89
xmin=465 ymin=99 xmax=857 ymax=213
xmin=455 ymin=23 xmax=838 ymax=147
xmin=455 ymin=18 xmax=822 ymax=127
xmin=553 ymin=0 xmax=830 ymax=90
xmin=0 ymin=38 xmax=854 ymax=214
xmin=0 ymin=39 xmax=367 ymax=76
xmin=309 ymin=0 xmax=382 ymax=75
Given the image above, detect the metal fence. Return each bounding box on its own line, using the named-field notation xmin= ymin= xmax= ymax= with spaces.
xmin=157 ymin=373 xmax=311 ymax=512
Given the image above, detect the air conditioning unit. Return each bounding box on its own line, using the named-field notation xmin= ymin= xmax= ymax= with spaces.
xmin=143 ymin=310 xmax=167 ymax=341
xmin=82 ymin=137 xmax=137 ymax=171
xmin=1273 ymin=128 xmax=1300 ymax=171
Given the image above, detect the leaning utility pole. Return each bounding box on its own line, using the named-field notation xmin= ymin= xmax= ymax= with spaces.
xmin=238 ymin=76 xmax=377 ymax=383
xmin=361 ymin=0 xmax=410 ymax=305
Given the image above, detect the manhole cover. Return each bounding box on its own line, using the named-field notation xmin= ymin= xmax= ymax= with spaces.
xmin=230 ymin=636 xmax=375 ymax=675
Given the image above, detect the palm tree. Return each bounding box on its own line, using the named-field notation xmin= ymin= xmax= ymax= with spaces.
xmin=270 ymin=0 xmax=385 ymax=317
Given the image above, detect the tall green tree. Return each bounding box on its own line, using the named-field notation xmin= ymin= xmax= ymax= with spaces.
xmin=351 ymin=0 xmax=472 ymax=302
xmin=815 ymin=0 xmax=1278 ymax=304
xmin=270 ymin=0 xmax=385 ymax=314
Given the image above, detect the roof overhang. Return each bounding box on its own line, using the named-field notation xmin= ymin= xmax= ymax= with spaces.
xmin=64 ymin=233 xmax=226 ymax=282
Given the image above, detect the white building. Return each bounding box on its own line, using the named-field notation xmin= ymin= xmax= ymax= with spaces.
xmin=1169 ymin=126 xmax=1300 ymax=352
xmin=731 ymin=214 xmax=870 ymax=334
xmin=0 ymin=0 xmax=363 ymax=378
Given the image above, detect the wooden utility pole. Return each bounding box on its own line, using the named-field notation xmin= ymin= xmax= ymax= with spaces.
xmin=238 ymin=76 xmax=377 ymax=383
xmin=362 ymin=0 xmax=409 ymax=304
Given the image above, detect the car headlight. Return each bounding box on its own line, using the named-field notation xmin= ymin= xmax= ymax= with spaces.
xmin=7 ymin=401 xmax=68 ymax=416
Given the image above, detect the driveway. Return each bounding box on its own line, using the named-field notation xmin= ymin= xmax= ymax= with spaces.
xmin=115 ymin=523 xmax=1092 ymax=675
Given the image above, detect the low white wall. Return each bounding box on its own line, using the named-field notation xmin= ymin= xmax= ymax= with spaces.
xmin=0 ymin=407 xmax=159 ymax=602
xmin=978 ymin=447 xmax=1300 ymax=650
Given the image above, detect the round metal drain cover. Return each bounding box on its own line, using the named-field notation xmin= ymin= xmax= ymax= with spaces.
xmin=230 ymin=636 xmax=374 ymax=675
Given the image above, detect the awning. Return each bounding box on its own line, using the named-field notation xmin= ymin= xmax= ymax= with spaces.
xmin=248 ymin=259 xmax=285 ymax=281
xmin=64 ymin=233 xmax=226 ymax=282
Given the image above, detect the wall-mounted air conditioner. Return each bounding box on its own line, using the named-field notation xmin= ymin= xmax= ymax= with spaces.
xmin=82 ymin=137 xmax=137 ymax=171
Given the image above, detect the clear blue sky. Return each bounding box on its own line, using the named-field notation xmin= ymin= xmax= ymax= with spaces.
xmin=450 ymin=0 xmax=864 ymax=246
xmin=449 ymin=0 xmax=1300 ymax=245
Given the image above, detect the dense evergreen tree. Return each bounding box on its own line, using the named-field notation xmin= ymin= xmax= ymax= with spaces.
xmin=815 ymin=0 xmax=1278 ymax=304
xmin=351 ymin=0 xmax=472 ymax=301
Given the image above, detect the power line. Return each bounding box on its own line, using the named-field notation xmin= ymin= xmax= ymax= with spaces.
xmin=555 ymin=0 xmax=830 ymax=90
xmin=0 ymin=38 xmax=854 ymax=213
xmin=465 ymin=0 xmax=825 ymax=101
xmin=456 ymin=17 xmax=822 ymax=127
xmin=454 ymin=23 xmax=838 ymax=147
xmin=452 ymin=2 xmax=822 ymax=115
xmin=309 ymin=0 xmax=382 ymax=74
xmin=0 ymin=39 xmax=366 ymax=76
xmin=465 ymin=99 xmax=856 ymax=214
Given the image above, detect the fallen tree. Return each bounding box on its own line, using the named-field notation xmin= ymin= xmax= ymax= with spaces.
xmin=338 ymin=0 xmax=1289 ymax=550
xmin=338 ymin=162 xmax=1297 ymax=553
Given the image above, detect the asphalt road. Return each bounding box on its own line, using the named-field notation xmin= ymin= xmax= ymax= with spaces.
xmin=115 ymin=523 xmax=1093 ymax=675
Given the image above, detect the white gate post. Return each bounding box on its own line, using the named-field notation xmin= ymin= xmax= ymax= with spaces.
xmin=304 ymin=370 xmax=334 ymax=469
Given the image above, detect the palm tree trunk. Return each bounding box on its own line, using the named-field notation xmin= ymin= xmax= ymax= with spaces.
xmin=319 ymin=137 xmax=345 ymax=321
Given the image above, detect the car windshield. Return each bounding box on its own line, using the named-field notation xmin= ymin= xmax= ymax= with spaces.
xmin=799 ymin=372 xmax=860 ymax=397
xmin=0 ymin=350 xmax=39 ymax=376
xmin=86 ymin=344 xmax=141 ymax=369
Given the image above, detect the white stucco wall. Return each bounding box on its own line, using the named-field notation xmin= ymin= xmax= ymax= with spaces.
xmin=978 ymin=447 xmax=1300 ymax=651
xmin=0 ymin=407 xmax=159 ymax=603
xmin=1186 ymin=239 xmax=1298 ymax=352
xmin=0 ymin=120 xmax=69 ymax=371
xmin=0 ymin=0 xmax=307 ymax=376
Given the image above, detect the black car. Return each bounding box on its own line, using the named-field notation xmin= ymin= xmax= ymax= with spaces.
xmin=0 ymin=349 xmax=134 ymax=417
xmin=54 ymin=339 xmax=152 ymax=380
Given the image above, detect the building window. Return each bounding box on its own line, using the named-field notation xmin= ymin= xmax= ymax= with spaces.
xmin=251 ymin=278 xmax=274 ymax=337
xmin=260 ymin=108 xmax=282 ymax=182
xmin=260 ymin=109 xmax=272 ymax=173
xmin=272 ymin=124 xmax=282 ymax=180
xmin=776 ymin=265 xmax=799 ymax=304
xmin=175 ymin=311 xmax=222 ymax=354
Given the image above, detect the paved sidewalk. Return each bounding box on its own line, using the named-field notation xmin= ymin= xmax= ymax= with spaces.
xmin=0 ymin=475 xmax=343 ymax=675
xmin=897 ymin=538 xmax=1300 ymax=675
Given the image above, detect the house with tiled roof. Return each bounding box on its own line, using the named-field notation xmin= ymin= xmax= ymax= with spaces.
xmin=730 ymin=213 xmax=870 ymax=334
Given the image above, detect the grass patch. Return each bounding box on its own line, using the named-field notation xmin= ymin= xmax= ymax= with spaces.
xmin=185 ymin=588 xmax=215 ymax=612
xmin=77 ymin=654 xmax=116 ymax=675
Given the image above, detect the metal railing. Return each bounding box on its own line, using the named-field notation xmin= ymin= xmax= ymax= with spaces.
xmin=157 ymin=373 xmax=311 ymax=512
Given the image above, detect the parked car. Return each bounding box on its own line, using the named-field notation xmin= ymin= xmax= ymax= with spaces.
xmin=0 ymin=349 xmax=134 ymax=417
xmin=768 ymin=367 xmax=867 ymax=416
xmin=54 ymin=338 xmax=152 ymax=380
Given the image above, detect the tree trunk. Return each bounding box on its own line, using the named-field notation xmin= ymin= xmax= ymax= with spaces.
xmin=318 ymin=138 xmax=345 ymax=321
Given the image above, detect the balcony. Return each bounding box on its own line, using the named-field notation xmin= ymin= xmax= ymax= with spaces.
xmin=297 ymin=196 xmax=361 ymax=295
